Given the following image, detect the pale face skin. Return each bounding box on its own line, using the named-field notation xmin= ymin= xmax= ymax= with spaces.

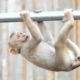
xmin=8 ymin=9 xmax=80 ymax=71
xmin=8 ymin=32 xmax=29 ymax=54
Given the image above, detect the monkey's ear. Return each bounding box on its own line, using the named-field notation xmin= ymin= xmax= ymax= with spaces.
xmin=10 ymin=48 xmax=18 ymax=54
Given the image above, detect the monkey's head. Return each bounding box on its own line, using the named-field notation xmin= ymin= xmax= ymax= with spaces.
xmin=8 ymin=32 xmax=29 ymax=54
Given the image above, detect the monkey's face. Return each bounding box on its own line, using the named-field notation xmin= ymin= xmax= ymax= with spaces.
xmin=8 ymin=32 xmax=29 ymax=54
xmin=14 ymin=32 xmax=29 ymax=43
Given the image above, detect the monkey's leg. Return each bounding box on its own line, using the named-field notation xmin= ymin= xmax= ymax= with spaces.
xmin=66 ymin=39 xmax=80 ymax=58
xmin=54 ymin=9 xmax=74 ymax=47
xmin=72 ymin=60 xmax=80 ymax=70
xmin=37 ymin=22 xmax=54 ymax=45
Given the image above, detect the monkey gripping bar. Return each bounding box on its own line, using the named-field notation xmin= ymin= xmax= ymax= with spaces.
xmin=0 ymin=10 xmax=80 ymax=22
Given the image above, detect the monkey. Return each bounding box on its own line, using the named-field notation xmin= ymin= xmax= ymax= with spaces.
xmin=8 ymin=9 xmax=80 ymax=71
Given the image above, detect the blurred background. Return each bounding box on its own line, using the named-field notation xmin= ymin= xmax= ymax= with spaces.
xmin=1 ymin=0 xmax=80 ymax=80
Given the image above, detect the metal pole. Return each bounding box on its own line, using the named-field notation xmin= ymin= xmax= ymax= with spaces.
xmin=0 ymin=10 xmax=80 ymax=22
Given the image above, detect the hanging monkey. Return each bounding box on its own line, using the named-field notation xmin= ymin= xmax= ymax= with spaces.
xmin=8 ymin=9 xmax=80 ymax=71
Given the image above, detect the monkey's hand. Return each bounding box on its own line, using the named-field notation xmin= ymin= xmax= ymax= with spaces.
xmin=20 ymin=10 xmax=30 ymax=21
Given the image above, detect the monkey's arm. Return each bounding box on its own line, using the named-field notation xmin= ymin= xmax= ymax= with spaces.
xmin=37 ymin=22 xmax=54 ymax=45
xmin=21 ymin=11 xmax=44 ymax=49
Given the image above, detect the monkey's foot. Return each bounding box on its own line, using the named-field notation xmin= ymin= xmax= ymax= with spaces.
xmin=62 ymin=9 xmax=74 ymax=23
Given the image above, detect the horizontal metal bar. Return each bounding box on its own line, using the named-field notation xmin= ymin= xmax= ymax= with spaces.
xmin=0 ymin=10 xmax=80 ymax=22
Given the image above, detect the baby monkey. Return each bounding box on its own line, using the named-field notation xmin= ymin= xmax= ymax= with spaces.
xmin=8 ymin=9 xmax=80 ymax=71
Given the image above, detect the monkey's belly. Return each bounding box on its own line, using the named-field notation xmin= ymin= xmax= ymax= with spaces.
xmin=28 ymin=42 xmax=57 ymax=70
